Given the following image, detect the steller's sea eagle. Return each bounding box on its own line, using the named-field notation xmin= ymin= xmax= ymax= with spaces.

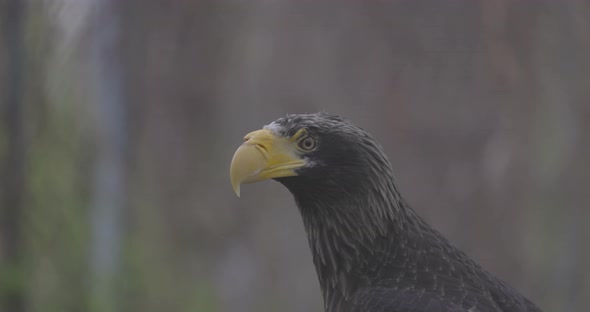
xmin=230 ymin=113 xmax=542 ymax=312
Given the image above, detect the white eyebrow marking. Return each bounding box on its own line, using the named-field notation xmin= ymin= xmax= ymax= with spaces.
xmin=263 ymin=121 xmax=282 ymax=135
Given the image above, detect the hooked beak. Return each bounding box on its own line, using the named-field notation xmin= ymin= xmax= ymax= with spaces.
xmin=230 ymin=129 xmax=305 ymax=197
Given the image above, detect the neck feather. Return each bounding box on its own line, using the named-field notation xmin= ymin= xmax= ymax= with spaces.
xmin=287 ymin=171 xmax=410 ymax=310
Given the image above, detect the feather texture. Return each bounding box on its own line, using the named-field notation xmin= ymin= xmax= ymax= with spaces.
xmin=271 ymin=113 xmax=541 ymax=312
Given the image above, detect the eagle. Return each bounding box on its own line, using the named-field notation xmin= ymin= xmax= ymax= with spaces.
xmin=230 ymin=113 xmax=542 ymax=312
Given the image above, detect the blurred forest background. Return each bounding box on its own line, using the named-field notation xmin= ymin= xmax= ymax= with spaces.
xmin=1 ymin=0 xmax=589 ymax=311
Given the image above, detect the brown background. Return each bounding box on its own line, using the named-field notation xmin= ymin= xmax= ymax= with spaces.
xmin=0 ymin=1 xmax=589 ymax=311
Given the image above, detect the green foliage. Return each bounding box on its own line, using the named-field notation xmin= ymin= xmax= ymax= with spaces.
xmin=0 ymin=263 xmax=26 ymax=303
xmin=20 ymin=5 xmax=93 ymax=310
xmin=24 ymin=100 xmax=91 ymax=311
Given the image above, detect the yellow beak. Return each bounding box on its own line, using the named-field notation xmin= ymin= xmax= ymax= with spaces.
xmin=230 ymin=129 xmax=305 ymax=197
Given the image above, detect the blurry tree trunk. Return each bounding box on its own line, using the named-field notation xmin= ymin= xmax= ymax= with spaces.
xmin=0 ymin=0 xmax=26 ymax=311
xmin=88 ymin=0 xmax=127 ymax=311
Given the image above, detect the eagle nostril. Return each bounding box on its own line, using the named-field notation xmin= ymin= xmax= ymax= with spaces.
xmin=254 ymin=143 xmax=270 ymax=159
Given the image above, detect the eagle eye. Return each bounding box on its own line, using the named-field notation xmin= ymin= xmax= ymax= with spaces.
xmin=299 ymin=136 xmax=317 ymax=151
